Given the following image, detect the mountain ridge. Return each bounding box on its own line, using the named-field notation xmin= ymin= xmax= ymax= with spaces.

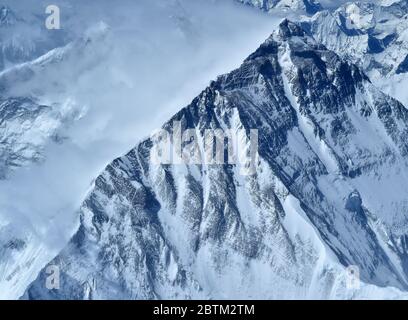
xmin=23 ymin=19 xmax=408 ymax=299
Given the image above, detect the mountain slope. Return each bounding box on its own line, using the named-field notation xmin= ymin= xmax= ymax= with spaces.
xmin=0 ymin=4 xmax=69 ymax=71
xmin=23 ymin=19 xmax=408 ymax=299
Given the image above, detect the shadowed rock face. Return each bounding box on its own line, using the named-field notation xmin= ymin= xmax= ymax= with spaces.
xmin=23 ymin=20 xmax=408 ymax=299
xmin=0 ymin=5 xmax=68 ymax=71
xmin=298 ymin=0 xmax=408 ymax=106
xmin=237 ymin=0 xmax=322 ymax=15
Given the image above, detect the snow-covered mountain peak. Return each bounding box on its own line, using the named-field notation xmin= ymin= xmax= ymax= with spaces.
xmin=22 ymin=17 xmax=408 ymax=299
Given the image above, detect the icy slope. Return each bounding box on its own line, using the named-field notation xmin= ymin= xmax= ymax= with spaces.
xmin=24 ymin=20 xmax=408 ymax=299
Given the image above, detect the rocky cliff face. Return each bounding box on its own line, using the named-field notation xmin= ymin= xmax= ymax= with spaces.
xmin=0 ymin=0 xmax=281 ymax=300
xmin=24 ymin=20 xmax=408 ymax=299
xmin=242 ymin=0 xmax=408 ymax=108
xmin=299 ymin=0 xmax=408 ymax=105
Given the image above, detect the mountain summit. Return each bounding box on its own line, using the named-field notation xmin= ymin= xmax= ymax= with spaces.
xmin=24 ymin=19 xmax=408 ymax=299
